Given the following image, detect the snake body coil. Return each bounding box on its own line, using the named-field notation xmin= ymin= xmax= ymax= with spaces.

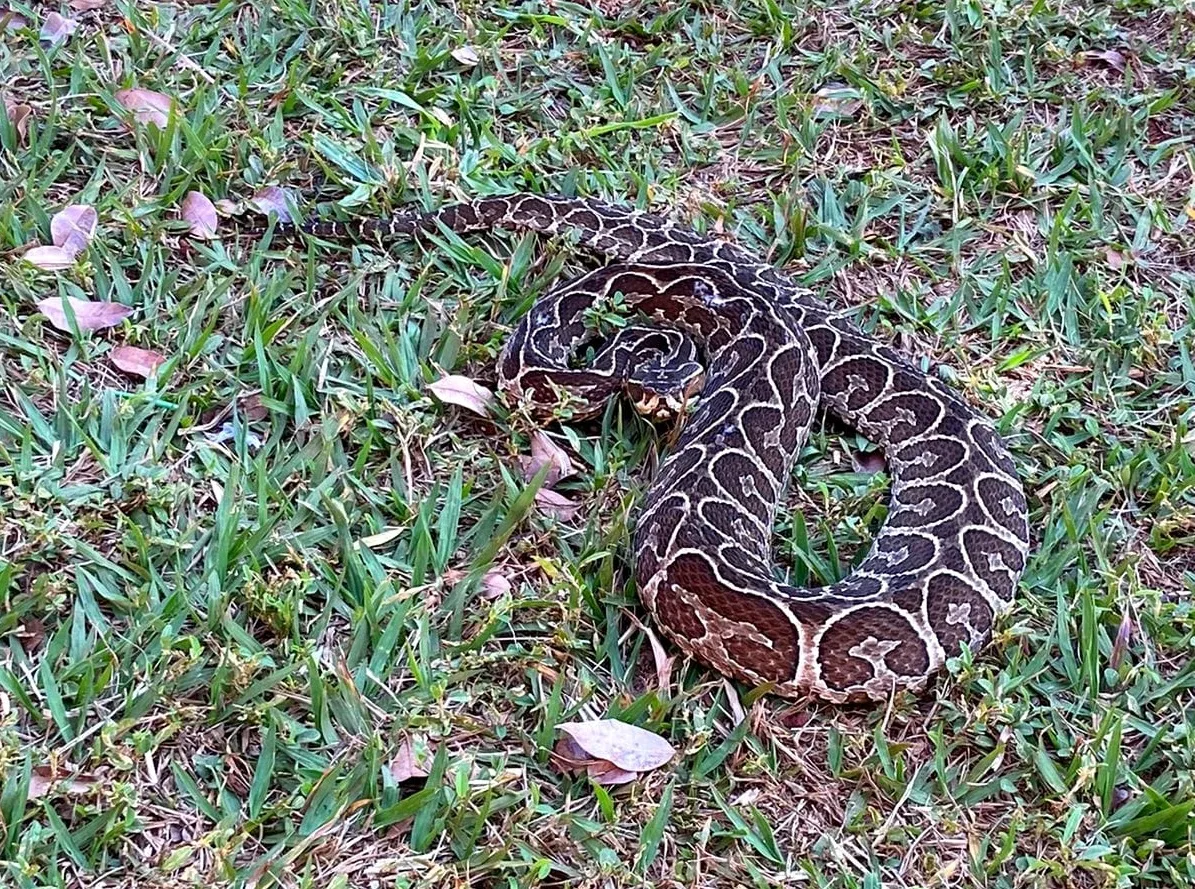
xmin=282 ymin=194 xmax=1031 ymax=702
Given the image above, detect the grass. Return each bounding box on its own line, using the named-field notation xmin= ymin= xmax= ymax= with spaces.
xmin=2 ymin=0 xmax=1195 ymax=886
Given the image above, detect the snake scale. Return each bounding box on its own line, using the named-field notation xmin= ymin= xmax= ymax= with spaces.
xmin=270 ymin=193 xmax=1031 ymax=703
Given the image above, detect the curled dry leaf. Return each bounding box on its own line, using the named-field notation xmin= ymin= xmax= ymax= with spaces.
xmin=180 ymin=190 xmax=218 ymax=239
xmin=553 ymin=719 xmax=675 ymax=786
xmin=534 ymin=488 xmax=580 ymax=521
xmin=110 ymin=345 xmax=165 ymax=378
xmin=451 ymin=46 xmax=480 ymax=66
xmin=389 ymin=737 xmax=432 ymax=783
xmin=50 ymin=204 xmax=97 ymax=256
xmin=3 ymin=95 xmax=32 ymax=139
xmin=1110 ymin=613 xmax=1133 ymax=670
xmin=521 ymin=430 xmax=574 ymax=485
xmin=38 ymin=297 xmax=133 ymax=333
xmin=115 ymin=88 xmax=177 ymax=128
xmin=39 ymin=11 xmax=76 ymax=45
xmin=1083 ymin=49 xmax=1127 ymax=73
xmin=23 ymin=245 xmax=77 ymax=271
xmin=813 ymin=85 xmax=863 ymax=118
xmin=249 ymin=186 xmax=296 ymax=223
xmin=851 ymin=448 xmax=887 ymax=476
xmin=358 ymin=527 xmax=405 ymax=549
xmin=29 ymin=766 xmax=97 ymax=800
xmin=427 ymin=374 xmax=494 ymax=416
xmin=481 ymin=569 xmax=512 ymax=599
xmin=69 ymin=0 xmax=108 ymax=9
xmin=2 ymin=8 xmax=29 ymax=30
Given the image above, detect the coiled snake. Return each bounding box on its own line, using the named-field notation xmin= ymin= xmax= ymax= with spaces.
xmin=273 ymin=194 xmax=1031 ymax=703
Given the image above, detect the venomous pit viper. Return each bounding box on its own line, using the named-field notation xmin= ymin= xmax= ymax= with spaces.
xmin=262 ymin=193 xmax=1031 ymax=703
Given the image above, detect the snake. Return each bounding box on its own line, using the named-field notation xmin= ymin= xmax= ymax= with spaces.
xmin=266 ymin=193 xmax=1031 ymax=703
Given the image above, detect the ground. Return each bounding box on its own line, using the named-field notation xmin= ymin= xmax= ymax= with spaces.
xmin=2 ymin=0 xmax=1194 ymax=887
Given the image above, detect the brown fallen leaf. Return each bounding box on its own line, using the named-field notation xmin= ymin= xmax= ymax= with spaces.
xmin=851 ymin=448 xmax=886 ymax=475
xmin=552 ymin=719 xmax=675 ymax=786
xmin=813 ymin=85 xmax=863 ymax=118
xmin=23 ymin=245 xmax=77 ymax=271
xmin=557 ymin=720 xmax=675 ymax=773
xmin=115 ymin=88 xmax=177 ymax=128
xmin=1083 ymin=49 xmax=1126 ymax=73
xmin=451 ymin=46 xmax=480 ymax=66
xmin=16 ymin=617 xmax=46 ymax=652
xmin=50 ymin=204 xmax=97 ymax=256
xmin=427 ymin=374 xmax=494 ymax=416
xmin=39 ymin=11 xmax=76 ymax=45
xmin=521 ymin=430 xmax=574 ymax=485
xmin=249 ymin=186 xmax=297 ymax=223
xmin=110 ymin=345 xmax=165 ymax=378
xmin=3 ymin=96 xmax=32 ymax=140
xmin=1110 ymin=613 xmax=1133 ymax=670
xmin=28 ymin=765 xmax=97 ymax=800
xmin=481 ymin=569 xmax=512 ymax=599
xmin=38 ymin=297 xmax=134 ymax=333
xmin=1104 ymin=247 xmax=1126 ymax=270
xmin=69 ymin=0 xmax=107 ymax=9
xmin=534 ymin=488 xmax=580 ymax=521
xmin=2 ymin=8 xmax=29 ymax=30
xmin=180 ymin=190 xmax=218 ymax=239
xmin=389 ymin=737 xmax=432 ymax=783
xmin=584 ymin=760 xmax=640 ymax=786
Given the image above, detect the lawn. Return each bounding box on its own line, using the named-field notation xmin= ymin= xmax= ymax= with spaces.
xmin=2 ymin=0 xmax=1194 ymax=887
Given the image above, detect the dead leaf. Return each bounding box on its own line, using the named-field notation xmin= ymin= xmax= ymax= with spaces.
xmin=3 ymin=97 xmax=31 ymax=139
xmin=553 ymin=719 xmax=675 ymax=786
xmin=110 ymin=345 xmax=165 ymax=378
xmin=359 ymin=527 xmax=405 ymax=549
xmin=50 ymin=204 xmax=97 ymax=256
xmin=39 ymin=11 xmax=76 ymax=45
xmin=38 ymin=297 xmax=134 ymax=333
xmin=427 ymin=374 xmax=494 ymax=416
xmin=115 ymin=88 xmax=177 ymax=128
xmin=584 ymin=761 xmax=640 ymax=786
xmin=851 ymin=448 xmax=886 ymax=475
xmin=2 ymin=8 xmax=29 ymax=29
xmin=28 ymin=766 xmax=97 ymax=800
xmin=813 ymin=85 xmax=863 ymax=118
xmin=643 ymin=625 xmax=674 ymax=691
xmin=521 ymin=430 xmax=574 ymax=485
xmin=249 ymin=186 xmax=296 ymax=223
xmin=1083 ymin=49 xmax=1126 ymax=73
xmin=1104 ymin=248 xmax=1126 ymax=270
xmin=452 ymin=46 xmax=480 ymax=66
xmin=69 ymin=0 xmax=107 ymax=9
xmin=239 ymin=393 xmax=268 ymax=422
xmin=534 ymin=488 xmax=580 ymax=521
xmin=23 ymin=245 xmax=77 ymax=271
xmin=1110 ymin=613 xmax=1133 ymax=670
xmin=16 ymin=617 xmax=45 ymax=652
xmin=557 ymin=720 xmax=675 ymax=772
xmin=389 ymin=737 xmax=432 ymax=783
xmin=180 ymin=190 xmax=218 ymax=239
xmin=481 ymin=569 xmax=512 ymax=599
